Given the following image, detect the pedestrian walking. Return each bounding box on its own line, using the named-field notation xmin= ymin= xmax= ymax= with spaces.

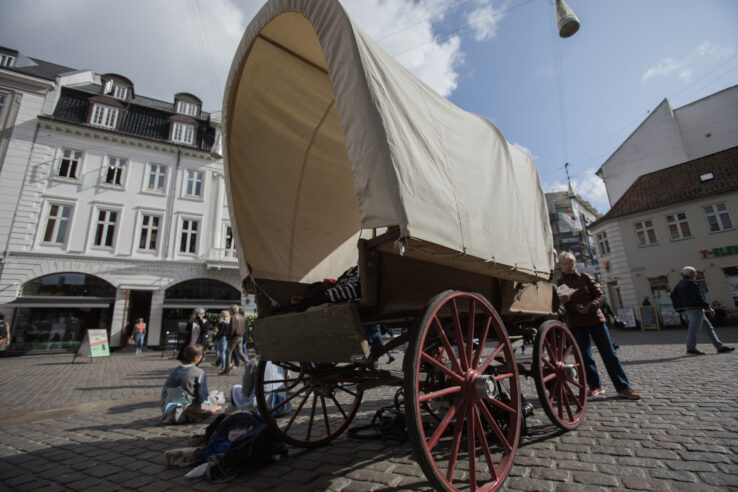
xmin=364 ymin=323 xmax=395 ymax=364
xmin=0 ymin=312 xmax=9 ymax=350
xmin=557 ymin=251 xmax=642 ymax=400
xmin=670 ymin=266 xmax=735 ymax=355
xmin=133 ymin=317 xmax=146 ymax=355
xmin=214 ymin=310 xmax=230 ymax=371
xmin=178 ymin=308 xmax=209 ymax=361
xmin=224 ymin=304 xmax=248 ymax=374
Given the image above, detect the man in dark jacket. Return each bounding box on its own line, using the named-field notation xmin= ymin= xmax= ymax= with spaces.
xmin=670 ymin=266 xmax=734 ymax=355
xmin=557 ymin=251 xmax=641 ymax=400
xmin=224 ymin=304 xmax=248 ymax=374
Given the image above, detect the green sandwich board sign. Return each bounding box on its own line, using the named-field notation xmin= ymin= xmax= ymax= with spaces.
xmin=74 ymin=329 xmax=110 ymax=361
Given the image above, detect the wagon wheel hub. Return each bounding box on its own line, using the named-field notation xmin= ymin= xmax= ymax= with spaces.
xmin=556 ymin=361 xmax=579 ymax=383
xmin=465 ymin=371 xmax=498 ymax=401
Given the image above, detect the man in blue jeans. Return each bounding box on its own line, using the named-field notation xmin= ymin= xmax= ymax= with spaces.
xmin=557 ymin=251 xmax=641 ymax=400
xmin=670 ymin=266 xmax=734 ymax=355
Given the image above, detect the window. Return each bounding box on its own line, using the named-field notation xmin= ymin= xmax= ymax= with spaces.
xmin=596 ymin=232 xmax=610 ymax=256
xmin=648 ymin=276 xmax=670 ymax=300
xmin=93 ymin=209 xmax=118 ymax=248
xmin=0 ymin=54 xmax=15 ymax=67
xmin=90 ymin=104 xmax=119 ymax=129
xmin=113 ymin=85 xmax=128 ymax=100
xmin=146 ymin=163 xmax=167 ymax=192
xmin=703 ymin=202 xmax=734 ymax=232
xmin=104 ymin=157 xmax=127 ymax=187
xmin=139 ymin=214 xmax=160 ymax=251
xmin=665 ymin=212 xmax=692 ymax=240
xmin=176 ymin=101 xmax=198 ymax=117
xmin=634 ymin=220 xmax=657 ymax=246
xmin=172 ymin=122 xmax=194 ymax=145
xmin=224 ymin=224 xmax=234 ymax=250
xmin=43 ymin=204 xmax=72 ymax=244
xmin=184 ymin=169 xmax=203 ymax=198
xmin=179 ymin=219 xmax=199 ymax=254
xmin=56 ymin=149 xmax=83 ymax=179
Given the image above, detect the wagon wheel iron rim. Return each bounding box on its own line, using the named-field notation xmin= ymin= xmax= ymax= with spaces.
xmin=532 ymin=320 xmax=587 ymax=430
xmin=256 ymin=360 xmax=363 ymax=448
xmin=405 ymin=290 xmax=521 ymax=492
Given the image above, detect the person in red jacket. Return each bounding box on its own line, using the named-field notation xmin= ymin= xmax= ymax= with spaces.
xmin=557 ymin=251 xmax=641 ymax=400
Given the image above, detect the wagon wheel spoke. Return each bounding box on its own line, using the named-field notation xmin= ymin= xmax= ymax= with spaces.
xmin=466 ymin=404 xmax=477 ymax=491
xmin=419 ymin=386 xmax=462 ymax=403
xmin=330 ymin=394 xmax=348 ymax=420
xmin=466 ymin=298 xmax=476 ymax=366
xmin=282 ymin=388 xmax=312 ymax=433
xmin=544 ymin=338 xmax=558 ymax=364
xmin=335 ymin=385 xmax=360 ymax=398
xmin=450 ymin=299 xmax=470 ymax=371
xmin=479 ymin=341 xmax=507 ymax=373
xmin=445 ymin=401 xmax=467 ymax=483
xmin=270 ymin=384 xmax=307 ymax=417
xmin=427 ymin=401 xmax=460 ymax=451
xmin=306 ymin=393 xmax=318 ymax=441
xmin=474 ymin=402 xmax=498 ymax=482
xmin=433 ymin=316 xmax=464 ymax=375
xmin=421 ymin=352 xmax=464 ymax=383
xmin=542 ymin=370 xmax=557 ymax=384
xmin=320 ymin=396 xmax=331 ymax=436
xmin=472 ymin=317 xmax=492 ymax=369
xmin=562 ymin=380 xmax=584 ymax=411
xmin=478 ymin=400 xmax=513 ymax=452
xmin=262 ymin=376 xmax=300 ymax=385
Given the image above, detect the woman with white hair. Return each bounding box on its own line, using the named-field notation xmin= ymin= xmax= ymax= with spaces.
xmin=558 ymin=251 xmax=642 ymax=400
xmin=670 ymin=266 xmax=734 ymax=355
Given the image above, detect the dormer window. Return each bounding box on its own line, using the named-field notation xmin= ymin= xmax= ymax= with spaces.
xmin=113 ymin=85 xmax=129 ymax=100
xmin=101 ymin=74 xmax=134 ymax=101
xmin=0 ymin=54 xmax=15 ymax=67
xmin=90 ymin=104 xmax=119 ymax=129
xmin=177 ymin=101 xmax=198 ymax=117
xmin=172 ymin=122 xmax=194 ymax=145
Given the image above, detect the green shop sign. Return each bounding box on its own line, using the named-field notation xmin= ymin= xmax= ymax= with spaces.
xmin=699 ymin=245 xmax=738 ymax=259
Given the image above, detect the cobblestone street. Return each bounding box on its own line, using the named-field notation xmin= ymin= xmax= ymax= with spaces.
xmin=0 ymin=326 xmax=736 ymax=491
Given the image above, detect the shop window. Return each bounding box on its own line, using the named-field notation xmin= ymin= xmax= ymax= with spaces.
xmin=648 ymin=276 xmax=670 ymax=302
xmin=634 ymin=220 xmax=657 ymax=246
xmin=703 ymin=202 xmax=734 ymax=232
xmin=22 ymin=273 xmax=116 ymax=297
xmin=665 ymin=212 xmax=692 ymax=240
xmin=165 ymin=278 xmax=240 ymax=301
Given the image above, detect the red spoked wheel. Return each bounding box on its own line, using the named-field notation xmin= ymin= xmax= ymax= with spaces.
xmin=405 ymin=290 xmax=521 ymax=492
xmin=532 ymin=320 xmax=587 ymax=430
xmin=255 ymin=360 xmax=363 ymax=448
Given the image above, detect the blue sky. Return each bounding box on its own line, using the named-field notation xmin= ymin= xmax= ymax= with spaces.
xmin=2 ymin=0 xmax=737 ymax=213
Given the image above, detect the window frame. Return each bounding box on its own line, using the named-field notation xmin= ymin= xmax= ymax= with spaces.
xmin=172 ymin=122 xmax=195 ymax=145
xmin=633 ymin=219 xmax=658 ymax=247
xmin=41 ymin=201 xmax=75 ymax=247
xmin=53 ymin=148 xmax=84 ymax=181
xmin=137 ymin=211 xmax=163 ymax=253
xmin=144 ymin=163 xmax=168 ymax=194
xmin=101 ymin=156 xmax=128 ymax=189
xmin=176 ymin=101 xmax=198 ymax=117
xmin=703 ymin=202 xmax=735 ymax=233
xmin=178 ymin=216 xmax=201 ymax=255
xmin=183 ymin=169 xmax=204 ymax=199
xmin=0 ymin=54 xmax=16 ymax=67
xmin=596 ymin=231 xmax=610 ymax=256
xmin=90 ymin=104 xmax=119 ymax=129
xmin=112 ymin=85 xmax=128 ymax=100
xmin=91 ymin=207 xmax=120 ymax=250
xmin=664 ymin=211 xmax=693 ymax=241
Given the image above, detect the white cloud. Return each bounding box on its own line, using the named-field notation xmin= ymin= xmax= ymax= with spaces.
xmin=544 ymin=169 xmax=609 ymax=213
xmin=641 ymin=41 xmax=734 ymax=84
xmin=466 ymin=2 xmax=504 ymax=42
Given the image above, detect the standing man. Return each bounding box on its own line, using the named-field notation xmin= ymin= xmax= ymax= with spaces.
xmin=224 ymin=304 xmax=248 ymax=374
xmin=557 ymin=251 xmax=642 ymax=400
xmin=670 ymin=266 xmax=734 ymax=355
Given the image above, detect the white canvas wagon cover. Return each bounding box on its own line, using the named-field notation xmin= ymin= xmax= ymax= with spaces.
xmin=223 ymin=0 xmax=555 ymax=285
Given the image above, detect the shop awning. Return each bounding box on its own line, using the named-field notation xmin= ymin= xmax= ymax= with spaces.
xmin=3 ymin=297 xmax=115 ymax=308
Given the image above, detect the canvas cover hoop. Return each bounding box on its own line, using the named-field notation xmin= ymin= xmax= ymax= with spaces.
xmin=223 ymin=0 xmax=555 ymax=286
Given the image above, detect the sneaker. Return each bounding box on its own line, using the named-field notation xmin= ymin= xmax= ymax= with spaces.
xmin=588 ymin=387 xmax=605 ymax=396
xmin=686 ymin=349 xmax=706 ymax=355
xmin=717 ymin=346 xmax=735 ymax=353
xmin=617 ymin=388 xmax=642 ymax=400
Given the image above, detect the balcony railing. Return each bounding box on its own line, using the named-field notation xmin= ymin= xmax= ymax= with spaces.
xmin=205 ymin=247 xmax=238 ymax=265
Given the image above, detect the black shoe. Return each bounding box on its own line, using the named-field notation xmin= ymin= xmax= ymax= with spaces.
xmin=613 ymin=344 xmax=620 ymax=350
xmin=686 ymin=349 xmax=706 ymax=355
xmin=717 ymin=346 xmax=735 ymax=353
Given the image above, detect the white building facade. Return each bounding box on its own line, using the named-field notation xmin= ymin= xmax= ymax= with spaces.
xmin=590 ymin=147 xmax=738 ymax=318
xmin=597 ymin=85 xmax=738 ymax=207
xmin=0 ymin=52 xmax=248 ymax=353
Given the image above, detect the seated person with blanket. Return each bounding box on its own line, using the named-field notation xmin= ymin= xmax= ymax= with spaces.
xmin=161 ymin=344 xmax=222 ymax=424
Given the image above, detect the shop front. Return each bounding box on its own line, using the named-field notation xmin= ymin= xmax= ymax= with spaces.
xmin=4 ymin=273 xmax=115 ymax=353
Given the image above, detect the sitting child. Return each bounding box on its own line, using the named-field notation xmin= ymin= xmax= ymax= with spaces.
xmin=161 ymin=344 xmax=222 ymax=424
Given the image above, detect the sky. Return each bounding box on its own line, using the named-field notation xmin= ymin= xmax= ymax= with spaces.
xmin=2 ymin=0 xmax=737 ymax=214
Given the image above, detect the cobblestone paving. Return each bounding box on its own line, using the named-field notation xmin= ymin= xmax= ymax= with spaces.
xmin=0 ymin=327 xmax=736 ymax=491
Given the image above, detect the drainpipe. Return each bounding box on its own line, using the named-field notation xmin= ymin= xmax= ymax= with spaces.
xmin=163 ymin=148 xmax=181 ymax=259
